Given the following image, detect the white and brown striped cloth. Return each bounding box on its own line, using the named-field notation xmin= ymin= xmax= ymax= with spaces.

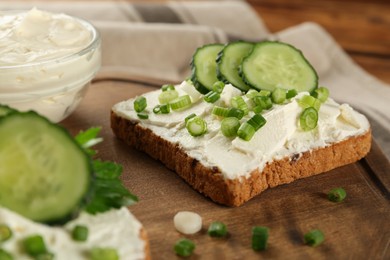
xmin=2 ymin=1 xmax=390 ymax=159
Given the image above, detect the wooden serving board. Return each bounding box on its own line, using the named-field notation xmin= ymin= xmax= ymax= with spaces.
xmin=62 ymin=80 xmax=390 ymax=259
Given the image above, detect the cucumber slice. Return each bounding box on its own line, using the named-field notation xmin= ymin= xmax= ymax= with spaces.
xmin=241 ymin=41 xmax=318 ymax=92
xmin=191 ymin=44 xmax=224 ymax=94
xmin=0 ymin=112 xmax=91 ymax=223
xmin=0 ymin=105 xmax=16 ymax=118
xmin=216 ymin=41 xmax=253 ymax=91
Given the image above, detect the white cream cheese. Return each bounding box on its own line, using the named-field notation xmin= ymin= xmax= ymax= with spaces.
xmin=112 ymin=82 xmax=370 ymax=179
xmin=0 ymin=207 xmax=146 ymax=260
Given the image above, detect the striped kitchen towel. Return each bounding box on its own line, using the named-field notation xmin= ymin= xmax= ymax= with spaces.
xmin=1 ymin=1 xmax=389 ymax=159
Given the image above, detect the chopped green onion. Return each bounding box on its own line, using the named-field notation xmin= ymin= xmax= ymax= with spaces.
xmin=0 ymin=224 xmax=12 ymax=242
xmin=221 ymin=117 xmax=240 ymax=138
xmin=252 ymin=96 xmax=272 ymax=110
xmin=312 ymin=86 xmax=329 ymax=103
xmin=259 ymin=90 xmax=271 ymax=97
xmin=72 ymin=225 xmax=88 ymax=242
xmin=304 ymin=229 xmax=325 ymax=247
xmin=252 ymin=226 xmax=269 ymax=251
xmin=237 ymin=122 xmax=256 ymax=141
xmin=174 ymin=238 xmax=195 ymax=257
xmin=212 ymin=106 xmax=229 ymax=117
xmin=137 ymin=113 xmax=149 ymax=119
xmin=230 ymin=96 xmax=249 ymax=114
xmin=286 ymin=89 xmax=298 ymax=99
xmin=185 ymin=113 xmax=197 ymax=123
xmin=35 ymin=252 xmax=55 ymax=260
xmin=158 ymin=89 xmax=179 ymax=104
xmin=207 ymin=221 xmax=228 ymax=237
xmin=271 ymin=88 xmax=286 ymax=104
xmin=300 ymin=107 xmax=318 ymax=131
xmin=204 ymin=91 xmax=221 ymax=103
xmin=327 ymin=187 xmax=347 ymax=202
xmin=153 ymin=104 xmax=170 ymax=114
xmin=134 ymin=96 xmax=147 ymax=113
xmin=298 ymin=95 xmax=316 ymax=109
xmin=212 ymin=81 xmax=225 ymax=93
xmin=0 ymin=249 xmax=13 ymax=260
xmin=253 ymin=105 xmax=263 ymax=114
xmin=247 ymin=114 xmax=267 ymax=131
xmin=22 ymin=235 xmax=48 ymax=256
xmin=161 ymin=84 xmax=175 ymax=91
xmin=170 ymin=95 xmax=192 ymax=110
xmin=227 ymin=108 xmax=245 ymax=120
xmin=90 ymin=247 xmax=119 ymax=260
xmin=186 ymin=116 xmax=207 ymax=137
xmin=313 ymin=98 xmax=322 ymax=111
xmin=246 ymin=89 xmax=259 ymax=99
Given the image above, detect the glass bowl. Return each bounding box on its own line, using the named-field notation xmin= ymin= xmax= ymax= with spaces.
xmin=0 ymin=11 xmax=101 ymax=122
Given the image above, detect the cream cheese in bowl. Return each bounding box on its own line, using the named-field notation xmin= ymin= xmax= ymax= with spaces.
xmin=0 ymin=8 xmax=101 ymax=122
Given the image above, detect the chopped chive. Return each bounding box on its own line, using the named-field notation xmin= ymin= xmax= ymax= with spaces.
xmin=204 ymin=91 xmax=221 ymax=103
xmin=22 ymin=235 xmax=48 ymax=256
xmin=174 ymin=238 xmax=195 ymax=257
xmin=134 ymin=96 xmax=147 ymax=113
xmin=170 ymin=95 xmax=192 ymax=110
xmin=227 ymin=107 xmax=244 ymax=120
xmin=304 ymin=229 xmax=325 ymax=247
xmin=246 ymin=89 xmax=259 ymax=99
xmin=300 ymin=107 xmax=318 ymax=131
xmin=298 ymin=95 xmax=316 ymax=109
xmin=212 ymin=106 xmax=229 ymax=117
xmin=0 ymin=249 xmax=13 ymax=260
xmin=253 ymin=105 xmax=263 ymax=114
xmin=252 ymin=226 xmax=269 ymax=251
xmin=286 ymin=89 xmax=298 ymax=99
xmin=230 ymin=96 xmax=249 ymax=114
xmin=0 ymin=224 xmax=12 ymax=242
xmin=252 ymin=96 xmax=272 ymax=110
xmin=271 ymin=88 xmax=286 ymax=104
xmin=221 ymin=117 xmax=240 ymax=138
xmin=237 ymin=122 xmax=256 ymax=141
xmin=259 ymin=90 xmax=271 ymax=97
xmin=158 ymin=89 xmax=179 ymax=104
xmin=186 ymin=116 xmax=207 ymax=137
xmin=312 ymin=86 xmax=329 ymax=103
xmin=153 ymin=104 xmax=170 ymax=114
xmin=208 ymin=221 xmax=228 ymax=237
xmin=185 ymin=113 xmax=197 ymax=123
xmin=72 ymin=225 xmax=88 ymax=242
xmin=90 ymin=247 xmax=119 ymax=260
xmin=212 ymin=81 xmax=225 ymax=93
xmin=247 ymin=114 xmax=266 ymax=131
xmin=312 ymin=98 xmax=322 ymax=111
xmin=35 ymin=252 xmax=55 ymax=260
xmin=327 ymin=188 xmax=347 ymax=202
xmin=137 ymin=113 xmax=149 ymax=119
xmin=161 ymin=84 xmax=175 ymax=91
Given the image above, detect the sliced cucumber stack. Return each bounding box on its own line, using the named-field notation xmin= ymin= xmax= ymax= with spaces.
xmin=216 ymin=41 xmax=253 ymax=91
xmin=0 ymin=111 xmax=92 ymax=223
xmin=241 ymin=41 xmax=318 ymax=92
xmin=191 ymin=44 xmax=224 ymax=94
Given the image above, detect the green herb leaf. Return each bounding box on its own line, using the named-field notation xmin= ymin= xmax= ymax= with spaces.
xmin=75 ymin=127 xmax=103 ymax=156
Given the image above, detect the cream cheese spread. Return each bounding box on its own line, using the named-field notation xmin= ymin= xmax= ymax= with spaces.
xmin=112 ymin=81 xmax=370 ymax=180
xmin=0 ymin=207 xmax=145 ymax=260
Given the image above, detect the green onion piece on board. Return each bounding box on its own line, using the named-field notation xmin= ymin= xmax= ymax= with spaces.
xmin=134 ymin=96 xmax=147 ymax=113
xmin=252 ymin=226 xmax=269 ymax=251
xmin=304 ymin=229 xmax=325 ymax=247
xmin=212 ymin=81 xmax=225 ymax=93
xmin=312 ymin=86 xmax=329 ymax=103
xmin=271 ymin=88 xmax=286 ymax=104
xmin=186 ymin=116 xmax=207 ymax=137
xmin=252 ymin=96 xmax=272 ymax=110
xmin=286 ymin=89 xmax=298 ymax=99
xmin=158 ymin=90 xmax=179 ymax=104
xmin=90 ymin=248 xmax=119 ymax=260
xmin=227 ymin=108 xmax=245 ymax=119
xmin=212 ymin=106 xmax=230 ymax=117
xmin=72 ymin=225 xmax=89 ymax=242
xmin=185 ymin=113 xmax=197 ymax=123
xmin=137 ymin=113 xmax=149 ymax=120
xmin=0 ymin=224 xmax=12 ymax=242
xmin=247 ymin=114 xmax=266 ymax=131
xmin=327 ymin=188 xmax=347 ymax=202
xmin=230 ymin=96 xmax=249 ymax=114
xmin=22 ymin=235 xmax=48 ymax=256
xmin=208 ymin=221 xmax=228 ymax=237
xmin=0 ymin=249 xmax=13 ymax=260
xmin=170 ymin=95 xmax=192 ymax=110
xmin=174 ymin=239 xmax=195 ymax=257
xmin=300 ymin=107 xmax=318 ymax=131
xmin=237 ymin=122 xmax=256 ymax=141
xmin=204 ymin=91 xmax=221 ymax=103
xmin=161 ymin=84 xmax=175 ymax=91
xmin=221 ymin=117 xmax=241 ymax=138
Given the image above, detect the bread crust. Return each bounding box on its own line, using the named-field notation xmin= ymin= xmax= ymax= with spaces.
xmin=140 ymin=227 xmax=151 ymax=260
xmin=111 ymin=112 xmax=371 ymax=206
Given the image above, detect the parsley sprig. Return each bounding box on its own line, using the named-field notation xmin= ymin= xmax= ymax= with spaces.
xmin=75 ymin=128 xmax=138 ymax=214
